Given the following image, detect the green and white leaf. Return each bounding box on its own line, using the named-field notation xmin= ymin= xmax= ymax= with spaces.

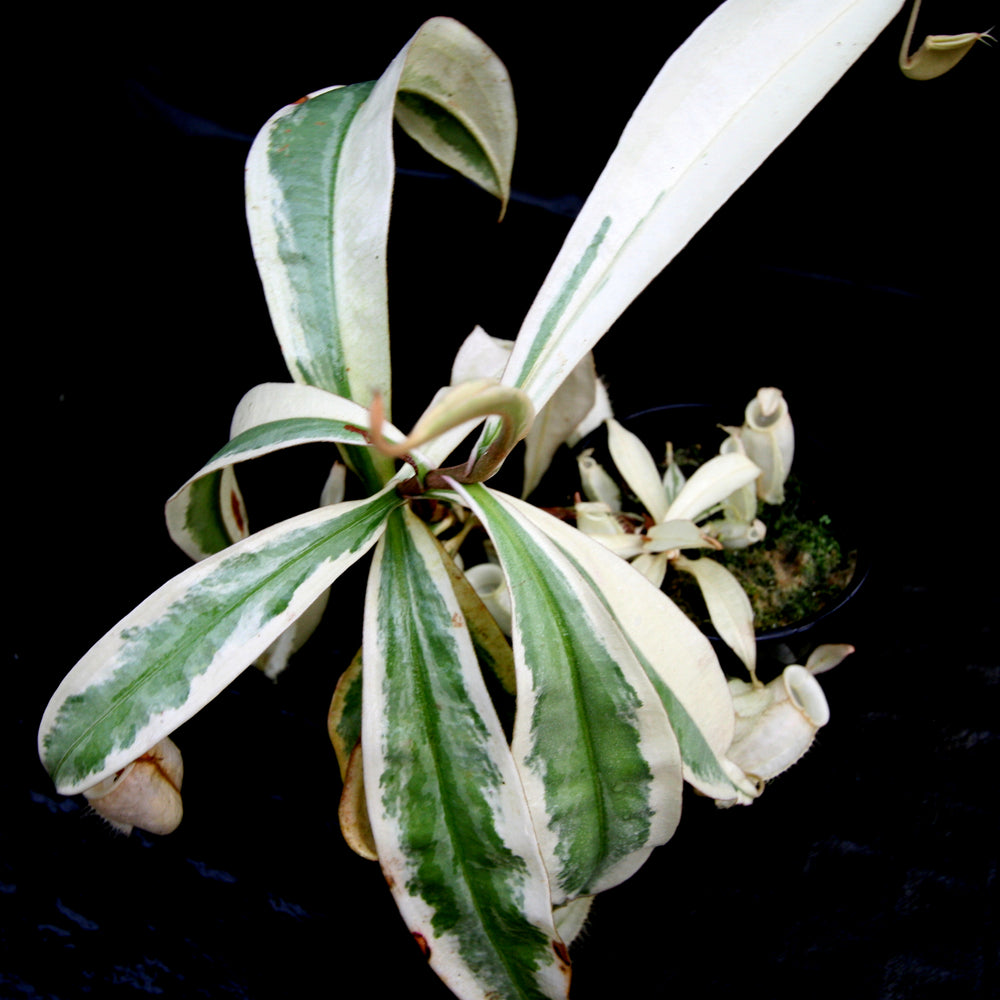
xmin=166 ymin=383 xmax=407 ymax=560
xmin=393 ymin=18 xmax=515 ymax=214
xmin=453 ymin=484 xmax=683 ymax=904
xmin=255 ymin=457 xmax=346 ymax=680
xmin=497 ymin=493 xmax=756 ymax=803
xmin=486 ymin=0 xmax=903 ymax=438
xmin=164 ymin=464 xmax=249 ymax=563
xmin=363 ymin=506 xmax=569 ymax=1000
xmin=246 ymin=17 xmax=514 ymax=419
xmin=674 ymin=554 xmax=757 ymax=680
xmin=40 ymin=487 xmax=402 ymax=795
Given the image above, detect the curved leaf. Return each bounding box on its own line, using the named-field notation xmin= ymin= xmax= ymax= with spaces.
xmin=246 ymin=17 xmax=515 ymax=415
xmin=166 ymin=383 xmax=408 ymax=560
xmin=40 ymin=487 xmax=401 ymax=795
xmin=339 ymin=743 xmax=378 ymax=861
xmin=394 ymin=18 xmax=516 ymax=215
xmin=328 ymin=649 xmax=364 ymax=782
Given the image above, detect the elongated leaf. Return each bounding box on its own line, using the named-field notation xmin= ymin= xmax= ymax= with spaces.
xmin=495 ymin=494 xmax=756 ymax=803
xmin=166 ymin=383 xmax=408 ymax=560
xmin=484 ymin=0 xmax=902 ymax=439
xmin=454 ymin=483 xmax=682 ymax=904
xmin=607 ymin=417 xmax=670 ymax=525
xmin=363 ymin=507 xmax=569 ymax=1000
xmin=664 ymin=452 xmax=760 ymax=523
xmin=674 ymin=554 xmax=757 ymax=680
xmin=246 ymin=17 xmax=514 ymax=417
xmin=40 ymin=487 xmax=402 ymax=795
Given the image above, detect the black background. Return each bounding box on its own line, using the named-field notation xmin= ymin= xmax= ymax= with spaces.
xmin=8 ymin=3 xmax=997 ymax=998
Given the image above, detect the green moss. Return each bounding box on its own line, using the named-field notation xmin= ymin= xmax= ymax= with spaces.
xmin=664 ymin=472 xmax=856 ymax=631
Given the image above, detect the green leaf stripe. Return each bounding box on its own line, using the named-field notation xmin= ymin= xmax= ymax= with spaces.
xmin=254 ymin=80 xmax=377 ymax=398
xmin=41 ymin=488 xmax=401 ymax=794
xmin=364 ymin=507 xmax=568 ymax=1000
xmin=457 ymin=484 xmax=681 ymax=904
xmin=475 ymin=217 xmax=610 ymax=461
xmin=396 ymin=91 xmax=503 ymax=199
xmin=215 ymin=416 xmax=371 ymax=462
xmin=501 ymin=494 xmax=752 ymax=802
xmin=513 ymin=215 xmax=611 ymax=395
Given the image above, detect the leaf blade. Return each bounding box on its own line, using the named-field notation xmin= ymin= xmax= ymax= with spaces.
xmin=492 ymin=0 xmax=903 ymax=421
xmin=40 ymin=487 xmax=401 ymax=795
xmin=363 ymin=507 xmax=568 ymax=1000
xmin=675 ymin=554 xmax=757 ymax=679
xmin=166 ymin=383 xmax=408 ymax=560
xmin=496 ymin=493 xmax=755 ymax=802
xmin=395 ymin=17 xmax=516 ymax=214
xmin=456 ymin=484 xmax=683 ymax=904
xmin=246 ymin=18 xmax=516 ymax=416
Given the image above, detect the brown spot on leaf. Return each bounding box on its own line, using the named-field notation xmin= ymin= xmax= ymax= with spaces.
xmin=412 ymin=932 xmax=431 ymax=960
xmin=230 ymin=492 xmax=245 ymax=535
xmin=553 ymin=939 xmax=571 ymax=966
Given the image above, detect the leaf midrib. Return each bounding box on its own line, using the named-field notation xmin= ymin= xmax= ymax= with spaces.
xmin=51 ymin=497 xmax=393 ymax=786
xmin=389 ymin=517 xmax=547 ymax=998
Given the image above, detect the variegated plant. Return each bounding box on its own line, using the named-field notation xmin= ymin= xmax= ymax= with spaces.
xmin=570 ymin=386 xmax=794 ymax=687
xmin=38 ymin=4 xmax=986 ymax=999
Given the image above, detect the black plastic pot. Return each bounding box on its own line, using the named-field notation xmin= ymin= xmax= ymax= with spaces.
xmin=581 ymin=402 xmax=870 ymax=675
